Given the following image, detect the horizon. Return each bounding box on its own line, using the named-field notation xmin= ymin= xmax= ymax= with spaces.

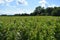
xmin=0 ymin=0 xmax=60 ymax=15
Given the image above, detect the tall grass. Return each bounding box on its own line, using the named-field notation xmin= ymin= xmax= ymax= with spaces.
xmin=0 ymin=16 xmax=60 ymax=40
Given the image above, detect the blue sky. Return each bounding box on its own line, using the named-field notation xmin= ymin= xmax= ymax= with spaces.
xmin=0 ymin=0 xmax=60 ymax=15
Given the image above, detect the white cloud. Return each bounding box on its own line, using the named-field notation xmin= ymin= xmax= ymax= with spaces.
xmin=39 ymin=0 xmax=46 ymax=3
xmin=0 ymin=10 xmax=2 ymax=14
xmin=0 ymin=0 xmax=28 ymax=6
xmin=0 ymin=0 xmax=5 ymax=4
xmin=48 ymin=4 xmax=56 ymax=7
xmin=5 ymin=0 xmax=14 ymax=2
xmin=39 ymin=0 xmax=60 ymax=8
xmin=39 ymin=0 xmax=47 ymax=7
xmin=0 ymin=8 xmax=25 ymax=15
xmin=23 ymin=9 xmax=34 ymax=14
xmin=48 ymin=4 xmax=60 ymax=8
xmin=16 ymin=0 xmax=28 ymax=5
xmin=0 ymin=8 xmax=33 ymax=15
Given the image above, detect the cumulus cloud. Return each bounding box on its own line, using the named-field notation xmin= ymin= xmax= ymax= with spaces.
xmin=39 ymin=0 xmax=59 ymax=8
xmin=0 ymin=0 xmax=28 ymax=5
xmin=39 ymin=0 xmax=47 ymax=7
xmin=16 ymin=0 xmax=28 ymax=5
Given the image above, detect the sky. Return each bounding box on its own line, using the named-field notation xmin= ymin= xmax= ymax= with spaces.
xmin=0 ymin=0 xmax=60 ymax=15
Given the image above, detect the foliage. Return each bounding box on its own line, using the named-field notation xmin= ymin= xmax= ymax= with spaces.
xmin=31 ymin=6 xmax=60 ymax=16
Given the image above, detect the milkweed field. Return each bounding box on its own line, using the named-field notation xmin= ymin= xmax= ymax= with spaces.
xmin=0 ymin=16 xmax=60 ymax=40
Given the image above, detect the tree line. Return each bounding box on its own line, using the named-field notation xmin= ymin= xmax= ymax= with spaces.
xmin=0 ymin=6 xmax=60 ymax=16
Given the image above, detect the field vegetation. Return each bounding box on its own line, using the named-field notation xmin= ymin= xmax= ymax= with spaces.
xmin=0 ymin=16 xmax=60 ymax=40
